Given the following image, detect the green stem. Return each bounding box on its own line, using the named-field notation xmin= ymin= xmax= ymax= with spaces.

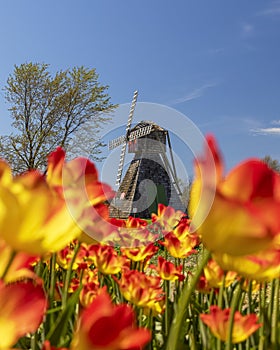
xmin=31 ymin=331 xmax=38 ymax=350
xmin=62 ymin=242 xmax=80 ymax=308
xmin=148 ymin=309 xmax=153 ymax=330
xmin=247 ymin=280 xmax=256 ymax=348
xmin=237 ymin=343 xmax=243 ymax=350
xmin=49 ymin=253 xmax=56 ymax=302
xmin=217 ymin=273 xmax=226 ymax=350
xmin=147 ymin=310 xmax=154 ymax=350
xmin=166 ymin=249 xmax=211 ymax=350
xmin=247 ymin=280 xmax=253 ymax=313
xmin=268 ymin=280 xmax=275 ymax=321
xmin=218 ymin=273 xmax=226 ymax=308
xmin=98 ymin=271 xmax=105 ymax=287
xmin=138 ymin=306 xmax=143 ymax=327
xmin=258 ymin=282 xmax=267 ymax=350
xmin=48 ymin=253 xmax=57 ymax=328
xmin=190 ymin=329 xmax=197 ymax=350
xmin=199 ymin=316 xmax=208 ymax=350
xmin=1 ymin=250 xmax=16 ymax=280
xmin=208 ymin=289 xmax=214 ymax=308
xmin=34 ymin=258 xmax=44 ymax=280
xmin=182 ymin=257 xmax=186 ymax=277
xmin=271 ymin=278 xmax=279 ymax=349
xmin=225 ymin=283 xmax=242 ymax=350
xmin=164 ymin=280 xmax=170 ymax=338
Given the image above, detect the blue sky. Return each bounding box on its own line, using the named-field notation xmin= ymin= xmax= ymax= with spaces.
xmin=0 ymin=1 xmax=279 ymax=186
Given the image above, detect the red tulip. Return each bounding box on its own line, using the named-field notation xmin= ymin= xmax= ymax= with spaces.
xmin=71 ymin=289 xmax=151 ymax=350
xmin=0 ymin=280 xmax=47 ymax=349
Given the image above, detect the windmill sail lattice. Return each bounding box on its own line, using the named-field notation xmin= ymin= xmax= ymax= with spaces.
xmin=115 ymin=90 xmax=138 ymax=188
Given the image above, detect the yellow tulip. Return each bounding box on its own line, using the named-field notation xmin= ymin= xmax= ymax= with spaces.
xmin=0 ymin=147 xmax=114 ymax=255
xmin=190 ymin=135 xmax=280 ymax=256
xmin=213 ymin=247 xmax=280 ymax=282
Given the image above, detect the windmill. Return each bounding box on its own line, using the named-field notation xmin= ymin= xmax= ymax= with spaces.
xmin=108 ymin=91 xmax=185 ymax=219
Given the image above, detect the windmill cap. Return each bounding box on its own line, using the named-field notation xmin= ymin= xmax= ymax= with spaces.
xmin=130 ymin=120 xmax=167 ymax=132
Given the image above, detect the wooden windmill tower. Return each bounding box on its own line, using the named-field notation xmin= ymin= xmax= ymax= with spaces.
xmin=109 ymin=91 xmax=185 ymax=219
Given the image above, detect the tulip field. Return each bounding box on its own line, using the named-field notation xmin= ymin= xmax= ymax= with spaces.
xmin=0 ymin=135 xmax=279 ymax=350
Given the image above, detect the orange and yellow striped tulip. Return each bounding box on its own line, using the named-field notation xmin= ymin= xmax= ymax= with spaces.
xmin=200 ymin=305 xmax=261 ymax=343
xmin=151 ymin=256 xmax=185 ymax=282
xmin=116 ymin=269 xmax=165 ymax=314
xmin=190 ymin=135 xmax=280 ymax=256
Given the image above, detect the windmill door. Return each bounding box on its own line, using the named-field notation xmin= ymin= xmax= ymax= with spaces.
xmin=147 ymin=184 xmax=168 ymax=215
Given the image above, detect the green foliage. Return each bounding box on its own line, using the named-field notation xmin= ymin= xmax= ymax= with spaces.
xmin=0 ymin=62 xmax=117 ymax=172
xmin=262 ymin=155 xmax=280 ymax=173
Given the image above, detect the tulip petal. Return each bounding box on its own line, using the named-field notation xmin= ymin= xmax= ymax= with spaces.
xmin=198 ymin=191 xmax=272 ymax=255
xmin=71 ymin=290 xmax=151 ymax=350
xmin=220 ymin=160 xmax=279 ymax=201
xmin=0 ymin=281 xmax=47 ymax=348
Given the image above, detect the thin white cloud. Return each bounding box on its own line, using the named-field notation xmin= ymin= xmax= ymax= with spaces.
xmin=249 ymin=119 xmax=280 ymax=135
xmin=256 ymin=1 xmax=280 ymax=17
xmin=199 ymin=116 xmax=264 ymax=133
xmin=241 ymin=23 xmax=254 ymax=37
xmin=173 ymin=83 xmax=217 ymax=105
xmin=250 ymin=127 xmax=280 ymax=135
xmin=208 ymin=48 xmax=225 ymax=55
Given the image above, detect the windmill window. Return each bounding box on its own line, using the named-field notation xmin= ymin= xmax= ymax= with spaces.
xmin=128 ymin=140 xmax=138 ymax=153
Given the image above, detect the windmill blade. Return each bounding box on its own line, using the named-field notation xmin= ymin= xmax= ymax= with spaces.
xmin=166 ymin=131 xmax=182 ymax=195
xmin=128 ymin=125 xmax=153 ymax=141
xmin=108 ymin=135 xmax=126 ymax=150
xmin=115 ymin=90 xmax=138 ymax=187
xmin=125 ymin=90 xmax=138 ymax=137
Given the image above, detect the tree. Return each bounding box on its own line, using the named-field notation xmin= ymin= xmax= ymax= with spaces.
xmin=0 ymin=62 xmax=117 ymax=173
xmin=262 ymin=155 xmax=280 ymax=173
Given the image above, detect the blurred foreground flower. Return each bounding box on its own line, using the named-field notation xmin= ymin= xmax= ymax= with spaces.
xmin=200 ymin=305 xmax=261 ymax=344
xmin=0 ymin=238 xmax=38 ymax=282
xmin=190 ymin=135 xmax=280 ymax=256
xmin=47 ymin=147 xmax=115 ymax=244
xmin=71 ymin=289 xmax=151 ymax=350
xmin=0 ymin=148 xmax=114 ymax=254
xmin=0 ymin=160 xmax=80 ymax=255
xmin=0 ymin=280 xmax=47 ymax=349
xmin=214 ymin=247 xmax=280 ymax=282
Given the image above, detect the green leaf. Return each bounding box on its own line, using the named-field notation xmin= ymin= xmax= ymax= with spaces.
xmin=46 ymin=285 xmax=82 ymax=347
